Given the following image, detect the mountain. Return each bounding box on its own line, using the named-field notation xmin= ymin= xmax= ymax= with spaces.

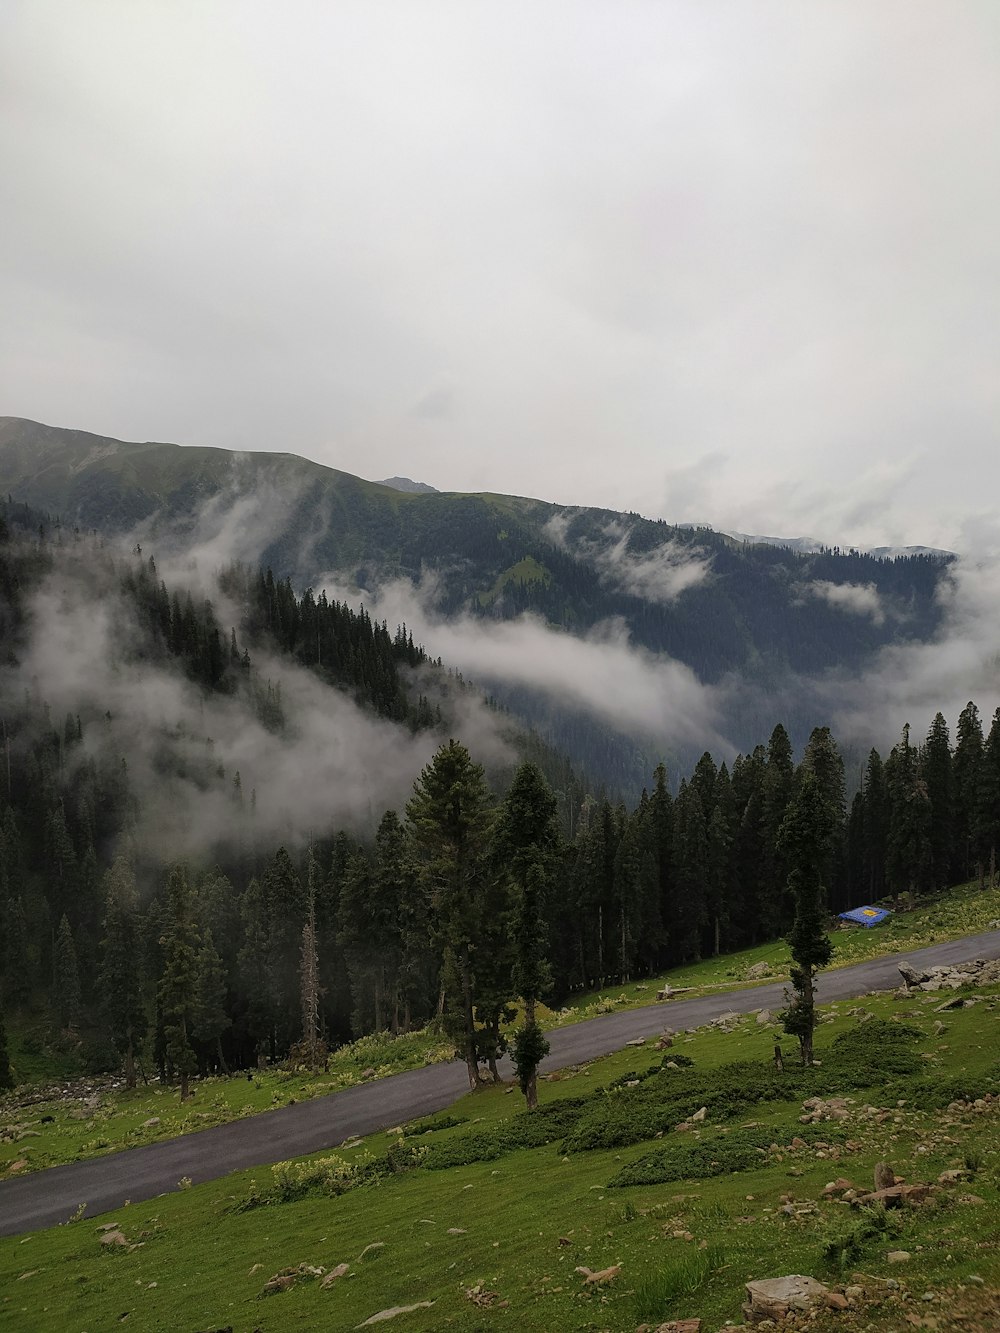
xmin=0 ymin=417 xmax=953 ymax=789
xmin=722 ymin=527 xmax=952 ymax=560
xmin=377 ymin=476 xmax=439 ymax=494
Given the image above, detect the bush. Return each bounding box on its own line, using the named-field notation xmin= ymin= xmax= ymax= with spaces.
xmin=403 ymin=1113 xmax=467 ymax=1136
xmin=820 ymin=1204 xmax=901 ymax=1272
xmin=423 ymin=1098 xmax=589 ymax=1170
xmin=607 ymin=1122 xmax=847 ymax=1189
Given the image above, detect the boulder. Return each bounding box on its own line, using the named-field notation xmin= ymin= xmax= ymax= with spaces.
xmin=321 ymin=1263 xmax=349 ymax=1288
xmin=747 ymin=962 xmax=772 ymax=979
xmin=898 ymin=961 xmax=932 ymax=987
xmin=743 ymin=1275 xmax=829 ymax=1322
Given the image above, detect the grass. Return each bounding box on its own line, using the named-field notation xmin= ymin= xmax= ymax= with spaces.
xmin=3 ymin=985 xmax=1000 ymax=1330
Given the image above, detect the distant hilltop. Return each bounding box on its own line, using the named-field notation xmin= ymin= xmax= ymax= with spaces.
xmin=378 ymin=476 xmax=439 ymax=494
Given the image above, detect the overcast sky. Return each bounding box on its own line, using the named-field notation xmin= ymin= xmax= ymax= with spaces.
xmin=2 ymin=2 xmax=999 ymax=551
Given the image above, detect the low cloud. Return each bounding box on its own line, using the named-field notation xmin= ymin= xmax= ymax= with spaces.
xmin=596 ymin=529 xmax=712 ymax=605
xmin=543 ymin=511 xmax=711 ymax=605
xmin=801 ymin=579 xmax=886 ymax=625
xmin=324 ymin=571 xmax=729 ymax=756
xmin=7 ymin=549 xmax=512 ymax=865
xmin=815 ymin=554 xmax=1000 ymax=753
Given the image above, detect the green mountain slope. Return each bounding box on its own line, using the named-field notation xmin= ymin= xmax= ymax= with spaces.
xmin=0 ymin=416 xmax=952 ymax=788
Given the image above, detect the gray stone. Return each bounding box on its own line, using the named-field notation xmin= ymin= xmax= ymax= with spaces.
xmin=743 ymin=1275 xmax=829 ymax=1321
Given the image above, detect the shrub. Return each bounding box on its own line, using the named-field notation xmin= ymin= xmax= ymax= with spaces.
xmin=820 ymin=1204 xmax=901 ymax=1272
xmin=423 ymin=1098 xmax=589 ymax=1170
xmin=607 ymin=1122 xmax=847 ymax=1189
xmin=403 ymin=1113 xmax=467 ymax=1136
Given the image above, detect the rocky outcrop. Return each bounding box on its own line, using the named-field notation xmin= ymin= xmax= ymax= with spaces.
xmin=898 ymin=957 xmax=1000 ymax=991
xmin=743 ymin=1275 xmax=829 ymax=1322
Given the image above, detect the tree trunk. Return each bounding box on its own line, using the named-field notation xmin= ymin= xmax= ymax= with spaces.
xmin=216 ymin=1034 xmax=230 ymax=1076
xmin=525 ymin=1073 xmax=539 ymax=1110
xmin=459 ymin=953 xmax=482 ymax=1089
xmin=374 ymin=970 xmax=383 ymax=1033
xmin=713 ymin=914 xmax=721 ymax=957
xmin=799 ymin=968 xmax=815 ymax=1066
xmin=124 ymin=1032 xmax=136 ymax=1090
xmin=179 ymin=1068 xmax=190 ymax=1101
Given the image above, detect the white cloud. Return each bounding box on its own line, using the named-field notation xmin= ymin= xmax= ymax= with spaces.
xmin=322 ymin=572 xmax=729 ymax=755
xmin=801 ymin=580 xmax=886 ymax=625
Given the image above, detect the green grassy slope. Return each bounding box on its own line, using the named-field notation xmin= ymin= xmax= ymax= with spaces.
xmin=3 ymin=989 xmax=999 ymax=1331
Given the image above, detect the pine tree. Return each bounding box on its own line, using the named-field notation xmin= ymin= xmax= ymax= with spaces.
xmin=981 ymin=709 xmax=1000 ymax=886
xmin=672 ymin=782 xmax=708 ymax=961
xmin=510 ymin=862 xmax=552 ymax=1109
xmin=885 ymin=724 xmax=932 ymax=900
xmin=406 ymin=739 xmax=493 ymax=1088
xmin=158 ymin=866 xmax=199 ymax=1100
xmin=54 ymin=914 xmax=81 ymax=1029
xmin=954 ymin=702 xmax=985 ymax=883
xmin=922 ymin=713 xmax=954 ymax=891
xmin=192 ymin=928 xmax=231 ymax=1074
xmin=778 ymin=774 xmax=834 ymax=1065
xmin=299 ymin=852 xmax=322 ymax=1069
xmin=99 ymin=857 xmax=146 ymax=1088
xmin=859 ymin=749 xmax=889 ymax=901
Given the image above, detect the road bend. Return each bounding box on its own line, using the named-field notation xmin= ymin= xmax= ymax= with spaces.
xmin=2 ymin=928 xmax=998 ymax=1238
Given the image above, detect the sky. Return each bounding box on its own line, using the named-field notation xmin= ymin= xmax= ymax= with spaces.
xmin=2 ymin=2 xmax=999 ymax=552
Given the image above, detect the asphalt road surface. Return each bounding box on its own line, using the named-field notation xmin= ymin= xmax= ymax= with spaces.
xmin=3 ymin=928 xmax=998 ymax=1238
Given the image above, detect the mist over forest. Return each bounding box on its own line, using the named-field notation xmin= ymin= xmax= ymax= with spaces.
xmin=3 ymin=468 xmax=1000 ymax=1085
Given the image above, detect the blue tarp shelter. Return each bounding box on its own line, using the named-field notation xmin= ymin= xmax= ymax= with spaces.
xmin=838 ymin=905 xmax=892 ymax=927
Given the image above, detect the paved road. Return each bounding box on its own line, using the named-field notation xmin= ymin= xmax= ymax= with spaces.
xmin=2 ymin=929 xmax=998 ymax=1238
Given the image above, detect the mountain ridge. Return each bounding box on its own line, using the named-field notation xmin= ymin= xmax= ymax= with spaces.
xmin=0 ymin=415 xmax=954 ymax=789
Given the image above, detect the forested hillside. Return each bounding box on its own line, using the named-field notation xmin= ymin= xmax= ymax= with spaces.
xmin=0 ymin=417 xmax=953 ymax=791
xmin=1 ymin=498 xmax=996 ymax=1096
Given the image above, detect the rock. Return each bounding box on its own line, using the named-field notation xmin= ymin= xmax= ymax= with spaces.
xmin=898 ymin=961 xmax=931 ymax=987
xmin=320 ymin=1263 xmax=349 ymax=1288
xmin=648 ymin=1322 xmax=702 ymax=1332
xmin=845 ymin=1285 xmax=864 ymax=1301
xmin=826 ymin=1291 xmax=849 ymax=1310
xmin=360 ymin=1067 xmax=377 ymax=1079
xmin=626 ymin=1038 xmax=646 ymax=1048
xmin=690 ymin=1106 xmax=707 ymax=1123
xmin=446 ymin=1228 xmax=466 ymax=1235
xmin=874 ymin=1162 xmax=896 ymax=1191
xmin=756 ymin=1009 xmax=772 ymax=1025
xmin=261 ymin=1273 xmax=297 ymax=1295
xmin=747 ymin=963 xmax=772 ymax=979
xmin=822 ymin=1178 xmax=855 ymax=1197
xmin=856 ymin=1183 xmax=932 ymax=1209
xmin=938 ymin=1168 xmax=964 ymax=1184
xmin=100 ymin=1229 xmax=128 ymax=1247
xmin=887 ymin=1250 xmax=912 ymax=1263
xmin=142 ymin=1118 xmax=160 ymax=1128
xmin=358 ymin=1242 xmax=385 ymax=1260
xmin=743 ymin=1275 xmax=829 ymax=1322
xmin=574 ymin=1263 xmax=622 ymax=1285
xmin=465 ymin=1282 xmax=507 ymax=1308
xmin=259 ymin=1262 xmax=324 ymax=1295
xmin=356 ymin=1302 xmax=435 ymax=1326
